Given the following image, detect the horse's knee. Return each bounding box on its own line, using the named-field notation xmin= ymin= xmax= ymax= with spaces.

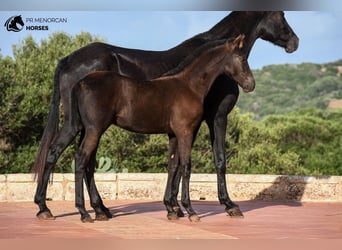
xmin=215 ymin=159 xmax=226 ymax=174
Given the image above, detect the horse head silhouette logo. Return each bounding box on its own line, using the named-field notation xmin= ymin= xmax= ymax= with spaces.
xmin=4 ymin=15 xmax=24 ymax=32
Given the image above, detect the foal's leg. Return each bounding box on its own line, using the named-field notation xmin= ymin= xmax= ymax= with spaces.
xmin=84 ymin=147 xmax=113 ymax=220
xmin=169 ymin=123 xmax=204 ymax=218
xmin=77 ymin=129 xmax=112 ymax=220
xmin=74 ymin=130 xmax=100 ymax=223
xmin=167 ymin=138 xmax=185 ymax=218
xmin=177 ymin=133 xmax=200 ymax=222
xmin=34 ymin=125 xmax=78 ymax=219
xmin=164 ymin=135 xmax=182 ymax=220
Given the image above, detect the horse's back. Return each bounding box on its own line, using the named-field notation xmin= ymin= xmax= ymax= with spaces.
xmin=77 ymin=72 xmax=175 ymax=134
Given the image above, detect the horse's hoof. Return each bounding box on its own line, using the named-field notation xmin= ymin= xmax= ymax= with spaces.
xmin=167 ymin=212 xmax=179 ymax=220
xmin=36 ymin=210 xmax=55 ymax=220
xmin=173 ymin=206 xmax=185 ymax=217
xmin=103 ymin=210 xmax=113 ymax=218
xmin=101 ymin=206 xmax=113 ymax=218
xmin=188 ymin=214 xmax=200 ymax=222
xmin=226 ymin=206 xmax=244 ymax=218
xmin=96 ymin=213 xmax=110 ymax=221
xmin=81 ymin=215 xmax=94 ymax=223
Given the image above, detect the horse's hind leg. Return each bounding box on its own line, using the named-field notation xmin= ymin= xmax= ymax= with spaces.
xmin=34 ymin=125 xmax=78 ymax=219
xmin=78 ymin=130 xmax=112 ymax=220
xmin=74 ymin=130 xmax=101 ymax=223
xmin=84 ymin=148 xmax=112 ymax=221
xmin=34 ymin=162 xmax=56 ymax=220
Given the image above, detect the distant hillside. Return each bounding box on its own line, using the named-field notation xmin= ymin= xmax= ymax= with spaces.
xmin=237 ymin=59 xmax=342 ymax=119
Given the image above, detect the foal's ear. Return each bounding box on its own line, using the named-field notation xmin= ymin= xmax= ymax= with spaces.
xmin=232 ymin=34 xmax=245 ymax=49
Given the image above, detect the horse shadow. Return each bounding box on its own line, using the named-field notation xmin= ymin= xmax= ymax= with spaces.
xmin=54 ymin=175 xmax=330 ymax=220
xmin=238 ymin=175 xmax=332 ymax=213
xmin=54 ymin=200 xmax=166 ymax=219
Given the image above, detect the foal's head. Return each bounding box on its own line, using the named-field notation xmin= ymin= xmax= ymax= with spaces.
xmin=223 ymin=35 xmax=255 ymax=93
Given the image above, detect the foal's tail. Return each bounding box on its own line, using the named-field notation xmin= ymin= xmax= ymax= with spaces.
xmin=32 ymin=60 xmax=63 ymax=183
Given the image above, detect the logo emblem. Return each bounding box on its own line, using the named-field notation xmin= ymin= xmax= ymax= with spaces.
xmin=4 ymin=15 xmax=24 ymax=32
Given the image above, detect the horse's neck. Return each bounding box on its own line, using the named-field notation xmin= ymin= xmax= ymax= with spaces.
xmin=166 ymin=12 xmax=263 ymax=64
xmin=208 ymin=12 xmax=264 ymax=58
xmin=181 ymin=46 xmax=227 ymax=100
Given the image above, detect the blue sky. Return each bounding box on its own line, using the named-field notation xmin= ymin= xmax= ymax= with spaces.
xmin=1 ymin=11 xmax=342 ymax=69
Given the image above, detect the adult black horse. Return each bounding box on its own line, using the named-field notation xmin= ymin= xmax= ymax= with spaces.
xmin=33 ymin=12 xmax=299 ymax=220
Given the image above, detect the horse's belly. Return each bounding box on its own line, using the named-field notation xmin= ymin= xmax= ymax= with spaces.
xmin=115 ymin=113 xmax=170 ymax=134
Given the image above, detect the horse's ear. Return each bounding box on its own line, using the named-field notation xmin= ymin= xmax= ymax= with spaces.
xmin=236 ymin=34 xmax=245 ymax=49
xmin=229 ymin=34 xmax=245 ymax=50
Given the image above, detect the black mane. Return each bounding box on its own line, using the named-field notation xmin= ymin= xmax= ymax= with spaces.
xmin=163 ymin=38 xmax=233 ymax=77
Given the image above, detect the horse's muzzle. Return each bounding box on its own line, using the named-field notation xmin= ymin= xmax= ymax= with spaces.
xmin=286 ymin=36 xmax=299 ymax=53
xmin=241 ymin=77 xmax=255 ymax=93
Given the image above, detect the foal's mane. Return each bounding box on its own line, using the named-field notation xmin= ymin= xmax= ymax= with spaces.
xmin=162 ymin=38 xmax=233 ymax=77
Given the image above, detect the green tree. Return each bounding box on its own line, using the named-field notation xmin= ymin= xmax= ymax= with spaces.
xmin=0 ymin=32 xmax=104 ymax=174
xmin=226 ymin=108 xmax=303 ymax=175
xmin=263 ymin=109 xmax=342 ymax=175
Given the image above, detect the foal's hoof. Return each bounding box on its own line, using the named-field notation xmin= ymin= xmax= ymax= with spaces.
xmin=36 ymin=210 xmax=55 ymax=220
xmin=96 ymin=213 xmax=110 ymax=221
xmin=226 ymin=206 xmax=244 ymax=218
xmin=188 ymin=214 xmax=200 ymax=222
xmin=81 ymin=215 xmax=94 ymax=223
xmin=173 ymin=206 xmax=185 ymax=217
xmin=167 ymin=212 xmax=179 ymax=220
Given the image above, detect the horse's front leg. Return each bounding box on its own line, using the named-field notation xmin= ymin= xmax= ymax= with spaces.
xmin=164 ymin=135 xmax=182 ymax=220
xmin=206 ymin=91 xmax=243 ymax=218
xmin=177 ymin=134 xmax=200 ymax=222
xmin=167 ymin=136 xmax=185 ymax=218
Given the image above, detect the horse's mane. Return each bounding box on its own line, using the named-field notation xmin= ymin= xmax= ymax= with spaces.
xmin=179 ymin=12 xmax=266 ymax=44
xmin=162 ymin=38 xmax=233 ymax=77
xmin=165 ymin=11 xmax=266 ymax=59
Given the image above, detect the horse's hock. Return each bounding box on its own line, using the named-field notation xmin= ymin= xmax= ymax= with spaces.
xmin=0 ymin=173 xmax=341 ymax=202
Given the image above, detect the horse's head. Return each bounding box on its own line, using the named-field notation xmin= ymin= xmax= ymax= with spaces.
xmin=5 ymin=15 xmax=24 ymax=32
xmin=14 ymin=15 xmax=24 ymax=26
xmin=258 ymin=11 xmax=299 ymax=53
xmin=224 ymin=35 xmax=255 ymax=93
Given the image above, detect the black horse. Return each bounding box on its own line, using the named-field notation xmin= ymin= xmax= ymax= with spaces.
xmin=37 ymin=36 xmax=255 ymax=222
xmin=4 ymin=15 xmax=24 ymax=32
xmin=33 ymin=12 xmax=299 ymax=220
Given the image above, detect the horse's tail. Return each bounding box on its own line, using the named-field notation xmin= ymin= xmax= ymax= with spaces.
xmin=32 ymin=60 xmax=63 ymax=183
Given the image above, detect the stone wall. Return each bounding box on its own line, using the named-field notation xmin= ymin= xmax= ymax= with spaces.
xmin=0 ymin=173 xmax=341 ymax=202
